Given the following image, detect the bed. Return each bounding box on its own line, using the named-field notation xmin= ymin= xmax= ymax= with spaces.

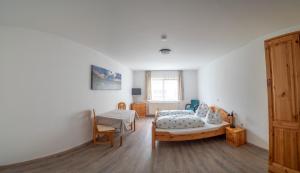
xmin=152 ymin=106 xmax=233 ymax=148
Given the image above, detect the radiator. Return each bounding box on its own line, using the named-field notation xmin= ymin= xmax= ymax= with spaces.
xmin=147 ymin=101 xmax=186 ymax=115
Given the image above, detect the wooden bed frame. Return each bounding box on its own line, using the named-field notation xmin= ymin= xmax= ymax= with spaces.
xmin=152 ymin=106 xmax=233 ymax=148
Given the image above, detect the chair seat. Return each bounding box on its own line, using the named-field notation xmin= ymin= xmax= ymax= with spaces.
xmin=97 ymin=125 xmax=115 ymax=132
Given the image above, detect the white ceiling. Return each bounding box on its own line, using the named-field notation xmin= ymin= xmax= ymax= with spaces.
xmin=1 ymin=0 xmax=300 ymax=70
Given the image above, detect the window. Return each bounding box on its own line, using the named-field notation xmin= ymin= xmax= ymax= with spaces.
xmin=150 ymin=71 xmax=179 ymax=101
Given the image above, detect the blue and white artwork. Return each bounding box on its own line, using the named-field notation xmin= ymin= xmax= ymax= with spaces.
xmin=91 ymin=65 xmax=122 ymax=90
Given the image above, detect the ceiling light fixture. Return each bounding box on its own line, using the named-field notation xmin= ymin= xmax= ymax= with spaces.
xmin=159 ymin=34 xmax=171 ymax=55
xmin=159 ymin=48 xmax=171 ymax=55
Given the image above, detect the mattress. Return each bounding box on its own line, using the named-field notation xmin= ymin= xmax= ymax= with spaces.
xmin=156 ymin=117 xmax=229 ymax=135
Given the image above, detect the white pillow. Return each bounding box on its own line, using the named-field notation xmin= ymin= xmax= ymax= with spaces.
xmin=195 ymin=103 xmax=209 ymax=117
xmin=205 ymin=109 xmax=222 ymax=124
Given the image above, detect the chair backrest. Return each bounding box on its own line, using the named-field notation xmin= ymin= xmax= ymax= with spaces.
xmin=191 ymin=99 xmax=199 ymax=106
xmin=92 ymin=109 xmax=97 ymax=129
xmin=118 ymin=102 xmax=126 ymax=110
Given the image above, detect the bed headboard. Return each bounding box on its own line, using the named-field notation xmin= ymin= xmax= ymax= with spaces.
xmin=210 ymin=106 xmax=233 ymax=125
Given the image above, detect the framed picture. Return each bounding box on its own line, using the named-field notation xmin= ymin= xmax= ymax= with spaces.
xmin=91 ymin=65 xmax=121 ymax=90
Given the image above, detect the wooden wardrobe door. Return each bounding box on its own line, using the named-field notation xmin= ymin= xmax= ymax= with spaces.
xmin=265 ymin=33 xmax=300 ymax=173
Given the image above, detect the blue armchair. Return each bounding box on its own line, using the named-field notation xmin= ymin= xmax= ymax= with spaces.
xmin=185 ymin=99 xmax=200 ymax=112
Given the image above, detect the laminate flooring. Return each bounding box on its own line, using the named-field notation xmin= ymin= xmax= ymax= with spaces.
xmin=0 ymin=118 xmax=268 ymax=173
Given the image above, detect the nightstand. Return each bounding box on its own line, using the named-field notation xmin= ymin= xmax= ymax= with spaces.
xmin=226 ymin=127 xmax=246 ymax=147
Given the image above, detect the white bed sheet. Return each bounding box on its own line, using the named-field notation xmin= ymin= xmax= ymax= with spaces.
xmin=156 ymin=117 xmax=229 ymax=135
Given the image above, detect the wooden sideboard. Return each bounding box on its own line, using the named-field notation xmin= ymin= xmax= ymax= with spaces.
xmin=131 ymin=103 xmax=146 ymax=117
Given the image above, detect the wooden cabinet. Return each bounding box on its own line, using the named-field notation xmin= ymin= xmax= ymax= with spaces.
xmin=265 ymin=31 xmax=300 ymax=173
xmin=131 ymin=103 xmax=146 ymax=117
xmin=226 ymin=127 xmax=246 ymax=147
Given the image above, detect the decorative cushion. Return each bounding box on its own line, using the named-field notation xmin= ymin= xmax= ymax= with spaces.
xmin=156 ymin=114 xmax=205 ymax=129
xmin=205 ymin=109 xmax=222 ymax=124
xmin=195 ymin=103 xmax=209 ymax=117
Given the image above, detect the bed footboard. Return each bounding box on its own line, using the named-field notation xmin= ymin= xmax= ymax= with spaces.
xmin=152 ymin=121 xmax=156 ymax=148
xmin=152 ymin=106 xmax=232 ymax=149
xmin=152 ymin=109 xmax=159 ymax=148
xmin=152 ymin=124 xmax=230 ymax=149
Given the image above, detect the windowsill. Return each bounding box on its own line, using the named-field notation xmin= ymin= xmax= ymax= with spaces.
xmin=147 ymin=100 xmax=182 ymax=103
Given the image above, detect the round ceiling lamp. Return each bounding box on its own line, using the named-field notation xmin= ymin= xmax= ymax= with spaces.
xmin=159 ymin=34 xmax=171 ymax=54
xmin=159 ymin=48 xmax=171 ymax=55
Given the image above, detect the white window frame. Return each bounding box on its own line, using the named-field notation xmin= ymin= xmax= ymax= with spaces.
xmin=151 ymin=78 xmax=179 ymax=101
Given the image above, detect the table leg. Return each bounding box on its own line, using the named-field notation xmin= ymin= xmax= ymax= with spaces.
xmin=120 ymin=135 xmax=123 ymax=146
xmin=133 ymin=118 xmax=136 ymax=131
xmin=110 ymin=133 xmax=114 ymax=147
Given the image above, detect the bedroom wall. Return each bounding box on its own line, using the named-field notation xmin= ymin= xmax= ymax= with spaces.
xmin=198 ymin=25 xmax=300 ymax=150
xmin=0 ymin=26 xmax=133 ymax=165
xmin=132 ymin=70 xmax=198 ymax=111
xmin=182 ymin=70 xmax=199 ymax=103
xmin=132 ymin=71 xmax=146 ymax=102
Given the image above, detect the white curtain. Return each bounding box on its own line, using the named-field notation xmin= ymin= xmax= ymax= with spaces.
xmin=178 ymin=70 xmax=184 ymax=100
xmin=145 ymin=71 xmax=152 ymax=100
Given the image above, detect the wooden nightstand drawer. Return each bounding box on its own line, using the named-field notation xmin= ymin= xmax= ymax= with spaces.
xmin=131 ymin=103 xmax=146 ymax=117
xmin=226 ymin=132 xmax=234 ymax=143
xmin=133 ymin=105 xmax=143 ymax=110
xmin=226 ymin=127 xmax=246 ymax=147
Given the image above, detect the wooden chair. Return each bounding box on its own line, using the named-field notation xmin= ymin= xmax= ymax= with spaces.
xmin=117 ymin=102 xmax=126 ymax=110
xmin=92 ymin=109 xmax=116 ymax=147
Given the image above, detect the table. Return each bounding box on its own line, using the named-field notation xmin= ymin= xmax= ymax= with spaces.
xmin=96 ymin=110 xmax=138 ymax=146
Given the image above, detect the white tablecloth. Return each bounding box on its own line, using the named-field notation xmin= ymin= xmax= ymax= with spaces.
xmin=96 ymin=110 xmax=138 ymax=135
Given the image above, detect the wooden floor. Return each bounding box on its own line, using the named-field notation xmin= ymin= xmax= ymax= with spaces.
xmin=0 ymin=118 xmax=268 ymax=173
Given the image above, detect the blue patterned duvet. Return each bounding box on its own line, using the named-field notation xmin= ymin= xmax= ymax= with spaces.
xmin=156 ymin=110 xmax=205 ymax=129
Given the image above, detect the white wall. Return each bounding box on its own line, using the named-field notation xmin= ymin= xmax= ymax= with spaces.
xmin=183 ymin=70 xmax=198 ymax=103
xmin=198 ymin=25 xmax=300 ymax=150
xmin=132 ymin=71 xmax=146 ymax=102
xmin=133 ymin=70 xmax=198 ymax=110
xmin=0 ymin=26 xmax=132 ymax=165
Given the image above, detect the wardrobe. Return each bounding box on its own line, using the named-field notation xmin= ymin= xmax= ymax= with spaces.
xmin=265 ymin=31 xmax=300 ymax=173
